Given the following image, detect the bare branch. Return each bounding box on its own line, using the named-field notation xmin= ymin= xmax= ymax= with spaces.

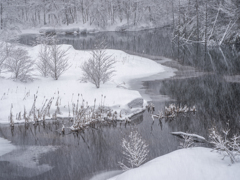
xmin=80 ymin=46 xmax=115 ymax=88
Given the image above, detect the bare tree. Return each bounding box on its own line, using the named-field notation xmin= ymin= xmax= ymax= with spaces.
xmin=0 ymin=52 xmax=5 ymax=74
xmin=47 ymin=36 xmax=70 ymax=80
xmin=5 ymin=47 xmax=34 ymax=82
xmin=37 ymin=44 xmax=50 ymax=77
xmin=118 ymin=131 xmax=149 ymax=171
xmin=81 ymin=44 xmax=115 ymax=88
xmin=0 ymin=42 xmax=13 ymax=74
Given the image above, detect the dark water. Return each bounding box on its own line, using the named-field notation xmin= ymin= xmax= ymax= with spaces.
xmin=0 ymin=28 xmax=239 ymax=179
xmin=19 ymin=28 xmax=173 ymax=57
xmin=19 ymin=28 xmax=240 ymax=75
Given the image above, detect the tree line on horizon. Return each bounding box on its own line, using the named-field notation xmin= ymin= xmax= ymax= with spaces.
xmin=0 ymin=0 xmax=240 ymax=45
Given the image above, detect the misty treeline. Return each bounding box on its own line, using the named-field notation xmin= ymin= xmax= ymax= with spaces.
xmin=0 ymin=0 xmax=172 ymax=29
xmin=173 ymin=0 xmax=240 ymax=45
xmin=0 ymin=0 xmax=239 ymax=45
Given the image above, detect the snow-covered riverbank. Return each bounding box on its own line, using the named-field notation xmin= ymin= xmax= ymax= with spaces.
xmin=0 ymin=137 xmax=16 ymax=157
xmin=0 ymin=44 xmax=169 ymax=124
xmin=108 ymin=147 xmax=240 ymax=180
xmin=20 ymin=22 xmax=163 ymax=35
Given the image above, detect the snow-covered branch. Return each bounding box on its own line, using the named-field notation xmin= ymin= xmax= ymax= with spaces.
xmin=119 ymin=131 xmax=149 ymax=170
xmin=80 ymin=45 xmax=115 ymax=88
xmin=209 ymin=126 xmax=240 ymax=164
xmin=4 ymin=47 xmax=34 ymax=82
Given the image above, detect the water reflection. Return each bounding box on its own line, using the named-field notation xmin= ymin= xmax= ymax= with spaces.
xmin=5 ymin=28 xmax=239 ymax=179
xmin=142 ymin=74 xmax=240 ymax=137
xmin=0 ymin=114 xmax=182 ymax=180
xmin=172 ymin=43 xmax=240 ymax=75
xmin=19 ymin=28 xmax=240 ymax=76
xmin=19 ymin=28 xmax=173 ymax=58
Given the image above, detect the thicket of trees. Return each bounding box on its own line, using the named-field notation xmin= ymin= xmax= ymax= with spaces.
xmin=0 ymin=0 xmax=239 ymax=45
xmin=0 ymin=0 xmax=173 ymax=30
xmin=37 ymin=35 xmax=70 ymax=80
xmin=173 ymin=0 xmax=240 ymax=45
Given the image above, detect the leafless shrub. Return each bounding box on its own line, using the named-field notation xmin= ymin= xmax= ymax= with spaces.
xmin=0 ymin=42 xmax=14 ymax=74
xmin=47 ymin=36 xmax=70 ymax=80
xmin=36 ymin=35 xmax=54 ymax=77
xmin=37 ymin=43 xmax=50 ymax=77
xmin=119 ymin=131 xmax=149 ymax=171
xmin=178 ymin=135 xmax=194 ymax=149
xmin=209 ymin=126 xmax=240 ymax=164
xmin=4 ymin=47 xmax=34 ymax=82
xmin=80 ymin=43 xmax=115 ymax=88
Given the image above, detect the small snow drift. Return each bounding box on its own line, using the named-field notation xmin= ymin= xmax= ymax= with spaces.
xmin=108 ymin=147 xmax=240 ymax=180
xmin=0 ymin=137 xmax=16 ymax=157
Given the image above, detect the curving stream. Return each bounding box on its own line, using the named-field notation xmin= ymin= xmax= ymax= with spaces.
xmin=0 ymin=28 xmax=239 ymax=179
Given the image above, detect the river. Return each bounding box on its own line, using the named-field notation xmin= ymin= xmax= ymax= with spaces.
xmin=0 ymin=28 xmax=239 ymax=179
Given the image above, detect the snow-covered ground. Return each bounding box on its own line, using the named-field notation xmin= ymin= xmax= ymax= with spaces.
xmin=0 ymin=137 xmax=16 ymax=157
xmin=89 ymin=170 xmax=123 ymax=180
xmin=108 ymin=147 xmax=240 ymax=180
xmin=0 ymin=44 xmax=168 ymax=124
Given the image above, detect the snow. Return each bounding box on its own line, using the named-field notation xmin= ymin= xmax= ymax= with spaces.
xmin=171 ymin=132 xmax=206 ymax=141
xmin=108 ymin=147 xmax=240 ymax=180
xmin=20 ymin=21 xmax=159 ymax=35
xmin=89 ymin=170 xmax=123 ymax=180
xmin=0 ymin=44 xmax=167 ymax=124
xmin=0 ymin=137 xmax=16 ymax=157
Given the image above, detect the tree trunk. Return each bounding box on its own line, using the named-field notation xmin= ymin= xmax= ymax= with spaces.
xmin=171 ymin=0 xmax=175 ymax=34
xmin=205 ymin=1 xmax=208 ymax=61
xmin=178 ymin=0 xmax=180 ymax=61
xmin=81 ymin=0 xmax=85 ymax=24
xmin=196 ymin=0 xmax=199 ymax=42
xmin=0 ymin=3 xmax=3 ymax=29
xmin=65 ymin=7 xmax=69 ymax=26
xmin=43 ymin=0 xmax=46 ymax=25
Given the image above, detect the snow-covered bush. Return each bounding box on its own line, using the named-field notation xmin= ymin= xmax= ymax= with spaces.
xmin=80 ymin=46 xmax=115 ymax=88
xmin=209 ymin=126 xmax=240 ymax=164
xmin=5 ymin=47 xmax=34 ymax=82
xmin=119 ymin=131 xmax=149 ymax=171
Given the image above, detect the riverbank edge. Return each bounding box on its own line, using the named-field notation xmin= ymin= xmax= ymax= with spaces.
xmin=19 ymin=24 xmax=171 ymax=36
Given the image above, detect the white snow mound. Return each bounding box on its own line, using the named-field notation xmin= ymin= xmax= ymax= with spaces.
xmin=108 ymin=147 xmax=240 ymax=180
